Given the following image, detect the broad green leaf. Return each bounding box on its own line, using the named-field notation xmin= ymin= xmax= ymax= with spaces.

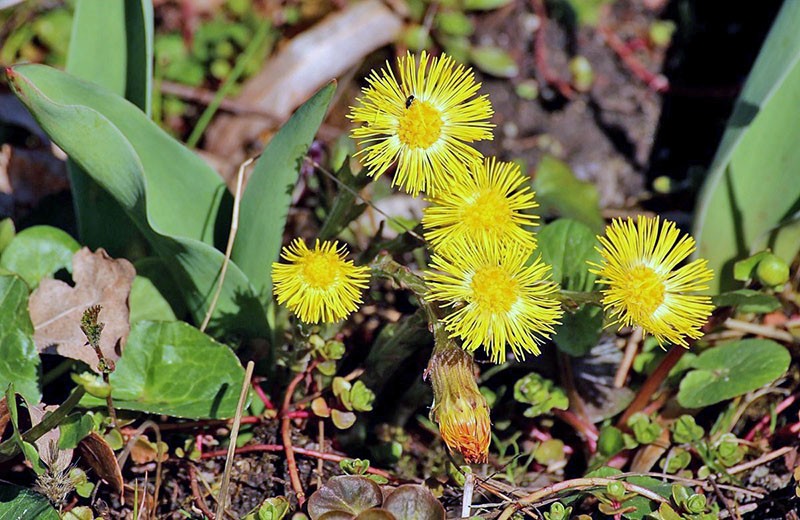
xmin=537 ymin=219 xmax=601 ymax=291
xmin=0 ymin=483 xmax=59 ymax=520
xmin=537 ymin=219 xmax=603 ymax=355
xmin=678 ymin=339 xmax=790 ymax=408
xmin=533 ymin=156 xmax=604 ymax=233
xmin=124 ymin=0 xmax=154 ymax=115
xmin=0 ymin=226 xmax=79 ymax=289
xmin=693 ymin=0 xmax=800 ymax=292
xmin=232 ymin=82 xmax=336 ymax=301
xmin=8 ymin=64 xmax=268 ymax=336
xmin=469 ymin=46 xmax=519 ymax=78
xmin=0 ymin=218 xmax=15 ymax=255
xmin=0 ymin=275 xmax=40 ymax=403
xmin=712 ymin=289 xmax=781 ymax=314
xmin=58 ymin=413 xmax=94 ymax=450
xmin=82 ymin=321 xmax=245 ymax=418
xmin=129 ymin=275 xmax=177 ymax=323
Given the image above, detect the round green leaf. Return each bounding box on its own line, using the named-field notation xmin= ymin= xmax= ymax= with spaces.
xmin=80 ymin=321 xmax=245 ymax=418
xmin=678 ymin=339 xmax=790 ymax=408
xmin=382 ymin=485 xmax=444 ymax=520
xmin=0 ymin=226 xmax=79 ymax=288
xmin=308 ymin=476 xmax=383 ymax=520
xmin=468 ymin=46 xmax=518 ymax=78
xmin=0 ymin=483 xmax=59 ymax=519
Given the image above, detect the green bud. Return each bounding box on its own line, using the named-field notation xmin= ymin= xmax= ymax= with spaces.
xmin=323 ymin=340 xmax=345 ymax=360
xmin=685 ymin=493 xmax=707 ymax=513
xmin=308 ymin=334 xmax=325 ymax=350
xmin=756 ymin=253 xmax=790 ymax=287
xmin=597 ymin=426 xmax=625 ymax=457
xmin=349 ymin=381 xmax=375 ymax=412
xmin=671 ymin=415 xmax=704 ymax=444
xmin=671 ymin=484 xmax=690 ymax=507
xmin=544 ymin=502 xmax=571 ymax=520
xmin=257 ymin=497 xmax=290 ymax=520
xmin=606 ymin=481 xmax=626 ymax=499
xmin=569 ymin=55 xmax=594 ymax=92
xmin=210 ymin=58 xmax=232 ymax=80
xmin=435 ymin=11 xmax=475 ymax=37
xmin=339 ymin=458 xmax=370 ymax=475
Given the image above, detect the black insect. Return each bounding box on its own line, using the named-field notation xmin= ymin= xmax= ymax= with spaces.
xmin=405 ymin=95 xmax=415 ymax=109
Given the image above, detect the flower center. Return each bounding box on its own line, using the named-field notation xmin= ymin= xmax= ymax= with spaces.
xmin=397 ymin=100 xmax=443 ymax=149
xmin=462 ymin=189 xmax=512 ymax=234
xmin=470 ymin=266 xmax=518 ymax=314
xmin=620 ymin=265 xmax=665 ymax=318
xmin=301 ymin=251 xmax=341 ymax=289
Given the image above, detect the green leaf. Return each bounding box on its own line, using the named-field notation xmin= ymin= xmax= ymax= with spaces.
xmin=0 ymin=218 xmax=15 ymax=255
xmin=537 ymin=218 xmax=601 ymax=291
xmin=307 ymin=475 xmax=383 ymax=519
xmin=81 ymin=321 xmax=245 ymax=419
xmin=463 ymin=0 xmax=513 ymax=11
xmin=0 ymin=226 xmax=79 ymax=289
xmin=318 ymin=163 xmax=371 ymax=241
xmin=0 ymin=275 xmax=41 ymax=403
xmin=533 ymin=156 xmax=605 ymax=233
xmin=8 ymin=64 xmax=268 ymax=336
xmin=129 ymin=275 xmax=177 ymax=323
xmin=693 ymin=0 xmax=800 ymax=292
xmin=469 ymin=45 xmax=519 ymax=78
xmin=231 ymin=82 xmax=336 ymax=303
xmin=733 ymin=251 xmax=770 ymax=281
xmin=66 ymin=0 xmax=150 ymax=257
xmin=58 ymin=413 xmax=95 ymax=450
xmin=712 ymin=289 xmax=781 ymax=314
xmin=678 ymin=339 xmax=791 ymax=408
xmin=537 ymin=218 xmax=603 ymax=356
xmin=123 ymin=0 xmax=154 ymax=115
xmin=584 ymin=467 xmax=672 ymax=520
xmin=0 ymin=483 xmax=59 ymax=520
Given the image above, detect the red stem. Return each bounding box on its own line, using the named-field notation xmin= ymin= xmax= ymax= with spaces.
xmin=617 ymin=346 xmax=685 ymax=429
xmin=600 ymin=27 xmax=669 ymax=92
xmin=744 ymin=394 xmax=797 ymax=441
xmin=282 ymin=370 xmax=310 ymax=506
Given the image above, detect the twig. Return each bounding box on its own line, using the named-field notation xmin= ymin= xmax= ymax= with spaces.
xmin=617 ymin=345 xmax=686 ymax=428
xmin=614 ymin=328 xmax=642 ymax=388
xmin=720 ymin=503 xmax=757 ymax=519
xmin=216 ymin=360 xmax=255 ymax=519
xmin=201 ymin=156 xmax=257 ymax=332
xmin=531 ymin=0 xmax=574 ymax=98
xmin=117 ymin=420 xmax=164 ymax=518
xmin=724 ymin=318 xmax=796 ymax=343
xmin=727 ymin=446 xmax=794 ymax=475
xmin=189 ymin=464 xmax=215 ymax=519
xmin=614 ymin=472 xmax=764 ymax=499
xmin=600 ymin=27 xmax=669 ymax=92
xmin=710 ymin=475 xmax=738 ymax=520
xmin=462 ymin=472 xmax=475 ymax=518
xmin=200 ymin=444 xmax=394 ymax=480
xmin=161 ymin=81 xmax=279 ymax=120
xmin=282 ymin=370 xmax=309 ymax=506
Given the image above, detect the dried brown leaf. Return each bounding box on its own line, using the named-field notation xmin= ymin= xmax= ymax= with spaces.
xmin=30 ymin=248 xmax=135 ymax=370
xmin=77 ymin=431 xmax=124 ymax=495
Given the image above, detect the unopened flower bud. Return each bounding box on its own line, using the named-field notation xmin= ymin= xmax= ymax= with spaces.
xmin=428 ymin=327 xmax=491 ymax=463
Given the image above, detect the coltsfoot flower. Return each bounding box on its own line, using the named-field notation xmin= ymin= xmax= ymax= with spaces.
xmin=422 ymin=157 xmax=538 ymax=254
xmin=348 ymin=51 xmax=494 ymax=196
xmin=426 ymin=243 xmax=563 ymax=363
xmin=588 ymin=216 xmax=714 ymax=346
xmin=272 ymin=239 xmax=370 ymax=324
xmin=428 ymin=334 xmax=490 ymax=463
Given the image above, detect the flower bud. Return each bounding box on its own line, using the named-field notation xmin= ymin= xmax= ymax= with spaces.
xmin=428 ymin=328 xmax=491 ymax=463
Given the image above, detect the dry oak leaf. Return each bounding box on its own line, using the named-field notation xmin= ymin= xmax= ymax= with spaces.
xmin=29 ymin=247 xmax=135 ymax=370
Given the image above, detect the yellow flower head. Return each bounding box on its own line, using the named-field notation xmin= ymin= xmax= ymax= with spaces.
xmin=588 ymin=216 xmax=714 ymax=346
xmin=428 ymin=338 xmax=490 ymax=463
xmin=426 ymin=243 xmax=563 ymax=363
xmin=272 ymin=238 xmax=370 ymax=324
xmin=423 ymin=157 xmax=538 ymax=254
xmin=348 ymin=51 xmax=494 ymax=196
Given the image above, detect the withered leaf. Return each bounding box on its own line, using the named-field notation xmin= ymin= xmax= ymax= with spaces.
xmin=76 ymin=431 xmax=124 ymax=495
xmin=30 ymin=248 xmax=135 ymax=370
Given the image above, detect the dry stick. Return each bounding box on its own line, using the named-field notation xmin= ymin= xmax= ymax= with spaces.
xmin=614 ymin=472 xmax=764 ymax=499
xmin=282 ymin=370 xmax=310 ymax=506
xmin=724 ymin=318 xmax=796 ymax=343
xmin=727 ymin=446 xmax=794 ymax=475
xmin=617 ymin=345 xmax=686 ymax=429
xmin=720 ymin=503 xmax=758 ymax=519
xmin=200 ymin=156 xmax=257 ymax=332
xmin=117 ymin=420 xmax=164 ymax=519
xmin=497 ymin=477 xmax=669 ymax=520
xmin=614 ymin=328 xmax=643 ymax=388
xmin=216 ymin=360 xmax=255 ymax=519
xmin=200 ymin=444 xmax=394 ymax=480
xmin=710 ymin=475 xmax=738 ymax=520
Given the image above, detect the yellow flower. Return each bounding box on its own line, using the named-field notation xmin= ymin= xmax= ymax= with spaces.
xmin=272 ymin=239 xmax=370 ymax=324
xmin=588 ymin=216 xmax=714 ymax=346
xmin=428 ymin=333 xmax=491 ymax=464
xmin=348 ymin=51 xmax=494 ymax=196
xmin=422 ymin=157 xmax=538 ymax=254
xmin=426 ymin=243 xmax=563 ymax=363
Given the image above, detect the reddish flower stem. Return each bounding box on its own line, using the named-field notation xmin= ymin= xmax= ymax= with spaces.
xmin=282 ymin=370 xmax=310 ymax=506
xmin=744 ymin=394 xmax=797 ymax=441
xmin=253 ymin=381 xmax=277 ymax=410
xmin=201 ymin=444 xmax=393 ymax=480
xmin=531 ymin=0 xmax=575 ymax=98
xmin=617 ymin=346 xmax=685 ymax=429
xmin=600 ymin=27 xmax=669 ymax=92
